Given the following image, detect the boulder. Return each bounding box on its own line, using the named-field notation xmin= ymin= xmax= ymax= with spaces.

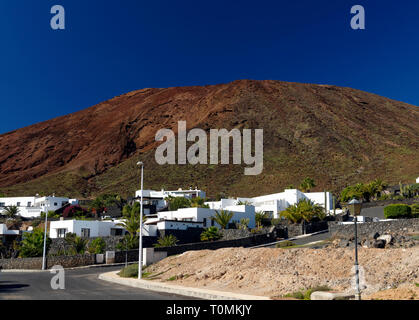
xmin=372 ymin=239 xmax=386 ymax=248
xmin=369 ymin=232 xmax=380 ymax=240
xmin=377 ymin=235 xmax=393 ymax=245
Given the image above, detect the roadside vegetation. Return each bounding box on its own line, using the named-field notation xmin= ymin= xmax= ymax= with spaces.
xmin=283 ymin=286 xmax=331 ymax=300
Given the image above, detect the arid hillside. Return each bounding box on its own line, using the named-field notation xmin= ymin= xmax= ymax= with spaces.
xmin=0 ymin=80 xmax=418 ymax=198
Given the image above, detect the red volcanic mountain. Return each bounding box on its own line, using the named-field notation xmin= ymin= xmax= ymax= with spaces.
xmin=0 ymin=80 xmax=418 ymax=198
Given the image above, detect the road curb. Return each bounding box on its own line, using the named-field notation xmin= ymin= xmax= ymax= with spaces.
xmin=99 ymin=271 xmax=271 ymax=300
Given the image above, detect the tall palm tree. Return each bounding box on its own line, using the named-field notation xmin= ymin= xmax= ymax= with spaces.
xmin=117 ymin=207 xmax=147 ymax=236
xmin=211 ymin=210 xmax=234 ymax=229
xmin=299 ymin=178 xmax=316 ymax=193
xmin=3 ymin=206 xmax=19 ymax=219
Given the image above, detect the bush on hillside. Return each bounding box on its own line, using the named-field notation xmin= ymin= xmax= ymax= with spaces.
xmin=410 ymin=204 xmax=419 ymax=218
xmin=384 ymin=204 xmax=412 ymax=219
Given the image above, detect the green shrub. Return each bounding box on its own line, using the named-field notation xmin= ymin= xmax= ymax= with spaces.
xmin=118 ymin=263 xmax=147 ymax=278
xmin=284 ymin=286 xmax=331 ymax=300
xmin=410 ymin=204 xmax=419 ymax=218
xmin=200 ymin=226 xmax=221 ymax=241
xmin=276 ymin=240 xmax=295 ymax=248
xmin=153 ymin=234 xmax=179 ymax=248
xmin=119 ymin=263 xmax=139 ymax=278
xmin=40 ymin=211 xmax=61 ymax=219
xmin=88 ymin=237 xmax=106 ymax=254
xmin=20 ymin=228 xmax=51 ymax=258
xmin=384 ymin=204 xmax=412 ymax=219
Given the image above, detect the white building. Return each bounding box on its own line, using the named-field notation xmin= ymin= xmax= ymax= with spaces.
xmin=146 ymin=205 xmax=256 ymax=230
xmin=0 ymin=196 xmax=79 ymax=218
xmin=134 ymin=188 xmax=206 ymax=213
xmin=205 ymin=189 xmax=333 ymax=219
xmin=0 ymin=224 xmax=20 ymax=237
xmin=49 ymin=219 xmax=157 ymax=239
xmin=416 ymin=177 xmax=419 ymax=183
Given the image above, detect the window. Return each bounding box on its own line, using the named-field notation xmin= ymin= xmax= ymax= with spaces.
xmin=81 ymin=228 xmax=90 ymax=238
xmin=57 ymin=228 xmax=67 ymax=238
xmin=0 ymin=202 xmax=5 ymax=207
xmin=203 ymin=218 xmax=207 ymax=227
xmin=211 ymin=219 xmax=215 ymax=227
xmin=54 ymin=202 xmax=58 ymax=206
xmin=27 ymin=202 xmax=32 ymax=207
xmin=16 ymin=202 xmax=21 ymax=207
xmin=111 ymin=228 xmax=122 ymax=236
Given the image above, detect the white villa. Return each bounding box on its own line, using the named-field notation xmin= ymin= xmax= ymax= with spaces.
xmin=0 ymin=195 xmax=79 ymax=218
xmin=134 ymin=188 xmax=206 ymax=214
xmin=205 ymin=189 xmax=333 ymax=219
xmin=49 ymin=218 xmax=157 ymax=239
xmin=145 ymin=205 xmax=256 ymax=231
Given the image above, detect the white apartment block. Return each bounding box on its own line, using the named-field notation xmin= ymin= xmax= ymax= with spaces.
xmin=0 ymin=196 xmax=78 ymax=218
xmin=205 ymin=189 xmax=333 ymax=219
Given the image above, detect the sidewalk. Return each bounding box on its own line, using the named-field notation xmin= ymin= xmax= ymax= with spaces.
xmin=99 ymin=271 xmax=271 ymax=300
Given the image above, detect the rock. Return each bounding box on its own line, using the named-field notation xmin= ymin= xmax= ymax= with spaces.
xmin=310 ymin=291 xmax=355 ymax=300
xmin=370 ymin=232 xmax=380 ymax=240
xmin=362 ymin=240 xmax=371 ymax=248
xmin=377 ymin=235 xmax=393 ymax=245
xmin=372 ymin=239 xmax=386 ymax=249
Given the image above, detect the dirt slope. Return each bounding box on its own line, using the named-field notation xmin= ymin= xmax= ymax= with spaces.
xmin=1 ymin=80 xmax=418 ymax=198
xmin=145 ymin=247 xmax=419 ymax=299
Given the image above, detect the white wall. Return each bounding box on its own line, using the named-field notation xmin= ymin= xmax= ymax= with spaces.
xmin=50 ymin=220 xmax=126 ymax=238
xmin=157 ymin=206 xmax=256 ymax=229
xmin=0 ymin=196 xmax=77 ymax=218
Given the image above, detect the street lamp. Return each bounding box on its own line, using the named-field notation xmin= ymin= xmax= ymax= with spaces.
xmin=137 ymin=161 xmax=144 ymax=279
xmin=42 ymin=198 xmax=50 ymax=270
xmin=348 ymin=198 xmax=362 ymax=300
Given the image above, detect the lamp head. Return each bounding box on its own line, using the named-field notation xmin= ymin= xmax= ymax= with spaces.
xmin=348 ymin=198 xmax=362 ymax=216
xmin=137 ymin=161 xmax=143 ymax=166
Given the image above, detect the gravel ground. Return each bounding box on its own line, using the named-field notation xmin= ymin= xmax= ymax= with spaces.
xmin=145 ymin=246 xmax=419 ymax=299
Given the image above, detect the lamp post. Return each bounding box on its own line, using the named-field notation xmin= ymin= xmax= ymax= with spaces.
xmin=348 ymin=198 xmax=362 ymax=300
xmin=42 ymin=198 xmax=50 ymax=270
xmin=137 ymin=161 xmax=144 ymax=279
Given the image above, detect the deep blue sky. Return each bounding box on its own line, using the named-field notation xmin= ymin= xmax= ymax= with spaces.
xmin=1 ymin=0 xmax=418 ymax=134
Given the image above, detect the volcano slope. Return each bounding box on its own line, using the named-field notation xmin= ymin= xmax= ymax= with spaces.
xmin=0 ymin=80 xmax=418 ymax=198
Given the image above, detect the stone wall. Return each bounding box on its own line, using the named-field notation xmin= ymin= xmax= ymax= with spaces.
xmin=49 ymin=236 xmax=157 ymax=255
xmin=328 ymin=218 xmax=419 ymax=240
xmin=0 ymin=254 xmax=95 ymax=270
xmin=154 ymin=232 xmax=278 ymax=256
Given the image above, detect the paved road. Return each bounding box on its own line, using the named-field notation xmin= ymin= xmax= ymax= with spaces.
xmin=260 ymin=231 xmax=332 ymax=249
xmin=0 ymin=266 xmax=193 ymax=300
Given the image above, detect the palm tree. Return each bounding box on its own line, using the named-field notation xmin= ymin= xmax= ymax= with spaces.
xmin=153 ymin=234 xmax=179 ymax=248
xmin=211 ymin=210 xmax=234 ymax=229
xmin=190 ymin=197 xmax=209 ymax=208
xmin=65 ymin=233 xmax=88 ymax=254
xmin=255 ymin=211 xmax=271 ymax=228
xmin=3 ymin=206 xmax=19 ymax=219
xmin=299 ymin=178 xmax=316 ymax=193
xmin=280 ymin=205 xmax=302 ymax=224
